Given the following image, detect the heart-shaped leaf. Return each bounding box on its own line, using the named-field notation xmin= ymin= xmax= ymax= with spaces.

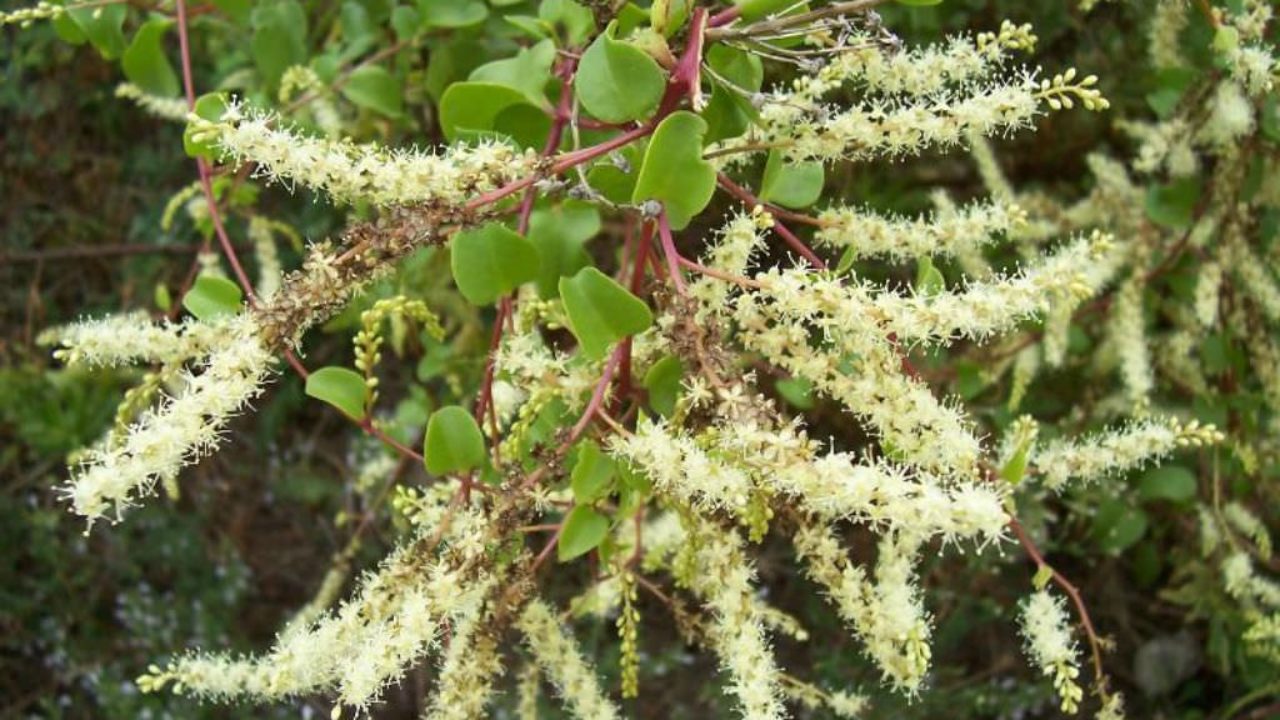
xmin=182 ymin=275 xmax=242 ymax=321
xmin=559 ymin=267 xmax=653 ymax=360
xmin=571 ymin=441 xmax=616 ymax=503
xmin=424 ymin=405 xmax=486 ymax=475
xmin=575 ymin=24 xmax=666 ymax=123
xmin=632 ymin=111 xmax=716 ymax=230
xmin=450 ymin=222 xmax=541 ymax=305
xmin=643 ymin=355 xmax=683 ymax=417
xmin=341 ymin=65 xmax=403 ymax=117
xmin=438 ymin=82 xmax=550 ymax=146
xmin=122 ymin=18 xmax=179 ymax=97
xmin=759 ymin=149 xmax=824 ymax=209
xmin=558 ymin=504 xmax=610 ymax=562
xmin=1138 ymin=466 xmax=1197 ymax=503
xmin=469 ymin=39 xmax=556 ymax=107
xmin=250 ymin=0 xmax=308 ymax=89
xmin=67 ymin=4 xmax=127 ymax=59
xmin=528 ymin=201 xmax=601 ymax=298
xmin=305 ymin=366 xmax=368 ymax=419
xmin=419 ymin=0 xmax=488 ymax=28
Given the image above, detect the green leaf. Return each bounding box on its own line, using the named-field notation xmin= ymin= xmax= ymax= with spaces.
xmin=1000 ymin=439 xmax=1033 ymax=485
xmin=1145 ymin=178 xmax=1201 ymax=229
xmin=759 ymin=149 xmax=824 ymax=209
xmin=560 ymin=267 xmax=653 ymax=360
xmin=182 ymin=275 xmax=242 ymax=320
xmin=558 ymin=505 xmax=610 ymax=561
xmin=183 ymin=93 xmax=229 ymax=159
xmin=616 ymin=462 xmax=652 ymax=517
xmin=67 ymin=5 xmax=127 ymax=59
xmin=424 ymin=406 xmax=486 ymax=475
xmin=419 ymin=0 xmax=488 ymax=28
xmin=341 ymin=65 xmax=403 ymax=117
xmin=702 ymin=44 xmax=763 ymax=143
xmin=251 ymin=0 xmax=308 ymax=90
xmin=643 ymin=355 xmax=683 ymax=417
xmin=775 ymin=376 xmax=814 ymax=410
xmin=528 ymin=201 xmax=601 ymax=298
xmin=895 ymin=0 xmax=943 ymax=5
xmin=914 ymin=256 xmax=946 ymax=297
xmin=305 ymin=366 xmax=368 ymax=419
xmin=650 ymin=0 xmax=692 ymax=36
xmin=438 ymin=82 xmax=549 ymax=146
xmin=571 ymin=442 xmax=616 ymax=503
xmin=391 ymin=6 xmax=422 ymax=40
xmin=1032 ymin=564 xmax=1053 ymax=590
xmin=469 ymin=39 xmax=556 ymax=108
xmin=732 ymin=0 xmax=805 ymax=21
xmin=575 ymin=25 xmax=666 ymax=123
xmin=1146 ymin=67 xmax=1197 ymax=119
xmin=505 ymin=15 xmax=551 ymax=40
xmin=585 ymin=146 xmax=641 ymax=204
xmin=51 ymin=13 xmax=87 ymax=44
xmin=450 ymin=223 xmax=541 ymax=305
xmin=212 ymin=0 xmax=253 ymax=25
xmin=1093 ymin=500 xmax=1150 ymax=554
xmin=631 ymin=111 xmax=716 ymax=230
xmin=122 ymin=19 xmax=179 ymax=97
xmin=1261 ymin=95 xmax=1280 ymax=142
xmin=339 ymin=1 xmax=376 ymax=56
xmin=1138 ymin=465 xmax=1198 ymax=502
xmin=538 ymin=0 xmax=595 ymax=46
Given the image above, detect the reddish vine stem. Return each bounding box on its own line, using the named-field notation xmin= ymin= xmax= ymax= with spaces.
xmin=678 ymin=255 xmax=764 ymax=289
xmin=475 ymin=59 xmax=579 ymax=432
xmin=708 ymin=5 xmax=742 ymax=28
xmin=716 ymin=173 xmax=827 ymax=269
xmin=1007 ymin=515 xmax=1108 ymax=688
xmin=568 ymin=344 xmax=627 ymax=443
xmin=175 ymin=0 xmax=259 ymax=307
xmin=617 ymin=219 xmax=653 ymax=411
xmin=656 ymin=212 xmax=688 ymax=294
xmin=530 ymin=521 xmax=566 ymax=573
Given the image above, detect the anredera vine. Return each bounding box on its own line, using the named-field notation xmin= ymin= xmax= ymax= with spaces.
xmin=7 ymin=0 xmax=1280 ymax=717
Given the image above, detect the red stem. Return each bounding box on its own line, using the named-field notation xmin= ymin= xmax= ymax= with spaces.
xmin=175 ymin=0 xmax=259 ymax=306
xmin=716 ymin=173 xmax=827 ymax=270
xmin=708 ymin=5 xmax=742 ymax=27
xmin=655 ymin=212 xmax=687 ymax=294
xmin=1008 ymin=515 xmax=1108 ymax=686
xmin=568 ymin=344 xmax=626 ymax=443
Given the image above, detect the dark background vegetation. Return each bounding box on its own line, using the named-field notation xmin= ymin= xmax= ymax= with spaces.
xmin=0 ymin=1 xmax=1270 ymax=718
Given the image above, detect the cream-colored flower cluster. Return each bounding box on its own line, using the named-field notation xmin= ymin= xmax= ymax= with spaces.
xmin=757 ymin=46 xmax=1107 ymax=163
xmin=518 ymin=598 xmax=622 ymax=720
xmin=141 ymin=507 xmax=493 ymax=710
xmin=611 ymin=417 xmax=755 ymax=513
xmin=247 ymin=216 xmax=284 ymax=299
xmin=1019 ymin=589 xmax=1084 ymax=714
xmin=189 ymin=103 xmax=535 ymax=206
xmin=788 ymin=21 xmax=1038 ymax=104
xmin=685 ymin=519 xmax=786 ymax=720
xmin=734 ymin=267 xmax=982 ymax=477
xmin=423 ymin=603 xmax=503 ymax=720
xmin=815 ymin=199 xmax=1027 ymax=262
xmin=871 ymin=231 xmax=1109 ymax=344
xmin=1034 ymin=417 xmax=1224 ymax=492
xmin=115 ymin=83 xmax=188 ymax=122
xmin=794 ymin=521 xmax=932 ymax=694
xmin=41 ymin=312 xmax=222 ymax=368
xmin=61 ymin=314 xmax=274 ymax=523
xmin=0 ymin=1 xmax=61 ymax=27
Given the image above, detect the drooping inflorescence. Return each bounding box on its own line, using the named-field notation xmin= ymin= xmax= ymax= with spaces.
xmin=23 ymin=0 xmax=1272 ymax=718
